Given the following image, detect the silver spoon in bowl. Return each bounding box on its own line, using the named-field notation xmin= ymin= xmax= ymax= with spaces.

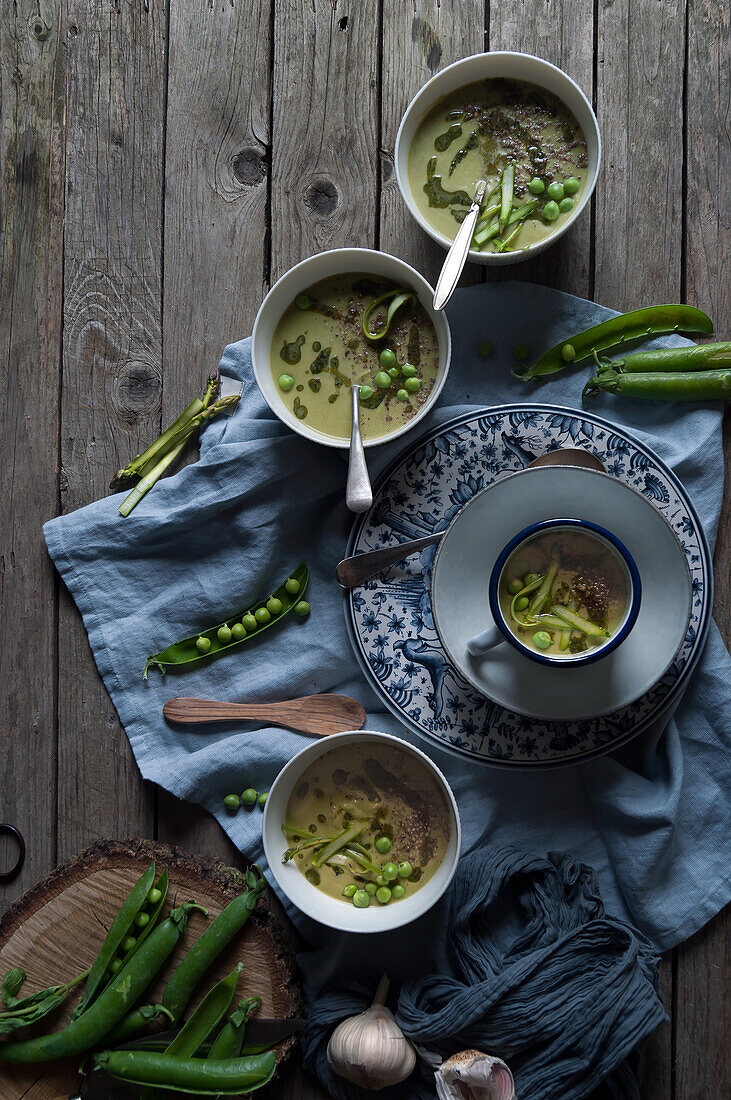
xmin=433 ymin=179 xmax=487 ymax=311
xmin=335 ymin=447 xmax=606 ymax=588
xmin=345 ymin=384 xmax=373 ymax=513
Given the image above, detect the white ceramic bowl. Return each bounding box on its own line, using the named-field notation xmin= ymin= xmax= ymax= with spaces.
xmin=251 ymin=248 xmax=451 ymax=449
xmin=262 ymin=730 xmax=461 ymax=933
xmin=395 ymin=52 xmax=601 ymax=266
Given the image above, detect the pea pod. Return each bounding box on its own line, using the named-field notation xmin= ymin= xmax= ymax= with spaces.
xmin=104 ymin=1004 xmax=175 ymax=1046
xmin=144 ymin=563 xmax=308 ymax=678
xmin=514 ymin=305 xmax=714 ymax=380
xmin=92 ymin=1049 xmax=277 ymax=1094
xmin=208 ymin=996 xmax=261 ymax=1061
xmin=362 ymin=289 xmax=414 ymax=341
xmin=583 ymin=367 xmax=731 ymax=405
xmin=0 ymin=902 xmax=204 ymax=1063
xmin=162 ymin=868 xmax=266 ymax=1023
xmin=606 ymin=340 xmax=731 ymax=373
xmin=72 ymin=862 xmax=157 ymax=1018
xmin=0 ymin=970 xmax=89 ymax=1038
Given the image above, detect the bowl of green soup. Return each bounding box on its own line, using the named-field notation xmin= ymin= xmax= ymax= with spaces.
xmin=262 ymin=730 xmax=461 ymax=932
xmin=252 ymin=249 xmax=451 ymax=448
xmin=395 ymin=52 xmax=601 ymax=264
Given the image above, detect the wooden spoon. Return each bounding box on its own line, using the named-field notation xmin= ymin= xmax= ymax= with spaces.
xmin=163 ymin=694 xmax=367 ymax=737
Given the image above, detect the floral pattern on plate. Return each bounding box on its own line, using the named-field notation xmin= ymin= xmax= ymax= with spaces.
xmin=344 ymin=405 xmax=712 ymax=767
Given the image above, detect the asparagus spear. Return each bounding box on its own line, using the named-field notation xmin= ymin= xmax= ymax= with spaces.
xmin=499 ymin=163 xmax=514 ymax=232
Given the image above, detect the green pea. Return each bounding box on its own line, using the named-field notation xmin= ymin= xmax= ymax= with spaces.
xmin=195 ymin=636 xmax=212 ymax=654
xmin=217 ymin=625 xmax=232 ymax=644
xmin=561 ymin=344 xmax=576 ymax=362
xmin=379 ymin=348 xmax=397 ymax=368
xmin=524 ymin=573 xmax=541 ymax=585
xmin=514 ymin=596 xmax=530 ymax=612
xmin=543 ymin=200 xmax=560 ymax=222
xmin=376 ymin=874 xmax=387 ymax=887
xmin=528 ymin=177 xmax=546 ymax=195
xmin=121 ymin=935 xmax=137 ymax=953
xmin=278 ymin=374 xmax=295 ymax=392
xmin=374 ymin=371 xmax=391 ymax=389
xmin=533 ymin=630 xmax=553 ymax=650
xmin=382 ymin=862 xmax=398 ymax=882
xmin=231 ymin=622 xmax=247 ymax=640
xmin=258 ymin=792 xmax=268 ymax=807
xmin=391 ymin=883 xmax=405 ymax=900
xmin=376 ymin=887 xmax=392 ymax=904
xmin=564 ymin=176 xmax=580 ymax=195
xmin=266 ymin=596 xmax=283 ymax=615
xmin=401 ymin=363 xmax=417 ymax=377
xmin=559 ymin=197 xmax=574 ymax=213
xmin=285 ymin=578 xmax=301 ymax=595
xmin=507 ymin=578 xmax=523 ymax=594
xmin=513 ymin=345 xmax=529 ymax=361
xmin=365 ymin=882 xmax=377 ymax=896
xmin=147 ymin=887 xmax=162 ymax=905
xmin=134 ymin=911 xmax=150 ymax=929
xmin=477 ymin=340 xmax=493 ymax=358
xmin=294 ymin=601 xmax=310 ymax=617
xmin=352 ymin=889 xmax=370 ymax=908
xmin=397 ymin=861 xmax=413 ymax=879
xmin=359 ymin=384 xmax=375 ymax=401
xmin=254 ymin=607 xmax=271 ymax=624
xmin=242 ymin=612 xmax=258 ymax=632
xmin=242 ymin=788 xmax=258 ymax=807
xmin=388 ymin=366 xmax=400 ymax=378
xmin=295 ymin=293 xmax=311 ymax=310
xmin=110 ymin=958 xmax=123 ymax=974
xmin=546 ymin=181 xmax=565 ymax=201
xmin=375 ymin=836 xmax=392 ymax=854
xmin=342 ymin=883 xmax=358 ymax=898
xmin=404 ymin=377 xmax=421 ymax=394
xmin=224 ymin=794 xmax=240 ymax=812
xmin=396 ymin=389 xmax=409 ymax=402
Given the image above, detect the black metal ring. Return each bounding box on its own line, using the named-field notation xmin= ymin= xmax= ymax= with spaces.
xmin=0 ymin=824 xmax=26 ymax=883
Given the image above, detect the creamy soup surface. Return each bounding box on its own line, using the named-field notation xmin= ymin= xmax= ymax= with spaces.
xmin=408 ymin=78 xmax=589 ymax=253
xmin=270 ymin=274 xmax=440 ymax=442
xmin=499 ymin=529 xmax=628 ymax=658
xmin=283 ymin=742 xmax=451 ymax=909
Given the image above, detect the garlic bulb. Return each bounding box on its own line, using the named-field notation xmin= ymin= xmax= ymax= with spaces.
xmin=434 ymin=1049 xmax=516 ymax=1100
xmin=327 ymin=974 xmax=416 ymax=1091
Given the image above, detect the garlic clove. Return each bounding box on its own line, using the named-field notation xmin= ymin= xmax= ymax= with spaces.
xmin=434 ymin=1049 xmax=516 ymax=1100
xmin=327 ymin=975 xmax=417 ymax=1091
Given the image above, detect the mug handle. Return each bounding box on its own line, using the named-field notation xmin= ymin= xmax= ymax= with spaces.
xmin=467 ymin=625 xmax=503 ymax=657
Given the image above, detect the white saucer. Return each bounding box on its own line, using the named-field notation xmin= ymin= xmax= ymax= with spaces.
xmin=431 ymin=466 xmax=692 ymax=722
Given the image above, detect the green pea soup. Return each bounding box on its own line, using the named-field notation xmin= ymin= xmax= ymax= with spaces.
xmin=270 ymin=274 xmax=440 ymax=441
xmin=499 ymin=528 xmax=628 ymax=658
xmin=283 ymin=742 xmax=451 ymax=907
xmin=407 ymin=78 xmax=588 ymax=253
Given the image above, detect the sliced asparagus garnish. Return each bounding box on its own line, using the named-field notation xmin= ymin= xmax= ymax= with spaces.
xmin=499 ymin=163 xmax=514 ymax=232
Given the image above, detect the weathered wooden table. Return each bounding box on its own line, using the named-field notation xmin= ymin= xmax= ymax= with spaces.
xmin=1 ymin=2 xmax=727 ymax=1097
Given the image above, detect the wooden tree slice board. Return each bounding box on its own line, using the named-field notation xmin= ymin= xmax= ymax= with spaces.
xmin=0 ymin=838 xmax=302 ymax=1099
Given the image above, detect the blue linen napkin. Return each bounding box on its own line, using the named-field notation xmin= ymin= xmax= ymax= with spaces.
xmin=44 ymin=282 xmax=730 ymax=1088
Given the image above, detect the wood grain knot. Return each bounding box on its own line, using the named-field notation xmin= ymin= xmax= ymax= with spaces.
xmin=114 ymin=362 xmax=161 ymax=418
xmin=29 ymin=16 xmax=50 ymax=41
xmin=231 ymin=147 xmax=266 ymax=186
xmin=305 ymin=179 xmax=338 ymax=216
xmin=339 ymin=16 xmax=348 ymax=31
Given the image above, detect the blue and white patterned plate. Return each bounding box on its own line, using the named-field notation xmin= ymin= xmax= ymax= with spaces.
xmin=344 ymin=404 xmax=712 ymax=768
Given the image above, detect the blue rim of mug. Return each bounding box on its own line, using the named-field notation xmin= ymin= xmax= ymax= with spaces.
xmin=487 ymin=518 xmax=642 ymax=667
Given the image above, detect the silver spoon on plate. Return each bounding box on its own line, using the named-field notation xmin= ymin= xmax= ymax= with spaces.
xmin=346 ymin=384 xmax=372 ymax=513
xmin=336 ymin=447 xmax=606 ymax=587
xmin=432 ymin=179 xmax=487 ymax=311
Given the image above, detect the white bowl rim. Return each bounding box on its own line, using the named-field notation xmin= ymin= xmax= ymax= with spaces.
xmin=394 ymin=50 xmax=602 ymax=263
xmin=251 ymin=247 xmax=452 ymax=450
xmin=262 ymin=728 xmax=462 ymax=933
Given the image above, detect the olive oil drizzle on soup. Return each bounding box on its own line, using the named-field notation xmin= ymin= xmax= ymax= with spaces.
xmin=283 ymin=743 xmax=451 ymax=908
xmin=270 ymin=274 xmax=440 ymax=442
xmin=408 ymin=78 xmax=589 ymax=251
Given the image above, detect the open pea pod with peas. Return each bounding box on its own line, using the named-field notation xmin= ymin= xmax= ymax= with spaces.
xmin=143 ymin=562 xmax=309 ymax=678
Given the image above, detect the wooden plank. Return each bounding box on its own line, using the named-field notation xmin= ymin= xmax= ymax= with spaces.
xmin=488 ymin=0 xmax=595 ymax=298
xmin=156 ymin=0 xmax=273 ymax=861
xmin=57 ymin=0 xmax=167 ymax=857
xmin=675 ymin=907 xmax=730 ymax=1098
xmin=270 ymin=0 xmax=379 ymax=281
xmin=0 ymin=0 xmax=65 ymax=909
xmin=595 ymin=0 xmax=685 ymax=309
xmin=379 ymin=0 xmax=484 ymax=284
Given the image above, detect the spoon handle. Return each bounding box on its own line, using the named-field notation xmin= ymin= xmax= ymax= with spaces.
xmin=433 ymin=179 xmax=487 ymax=311
xmin=346 ymin=385 xmax=373 ymax=513
xmin=336 ymin=532 xmax=444 ymax=588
